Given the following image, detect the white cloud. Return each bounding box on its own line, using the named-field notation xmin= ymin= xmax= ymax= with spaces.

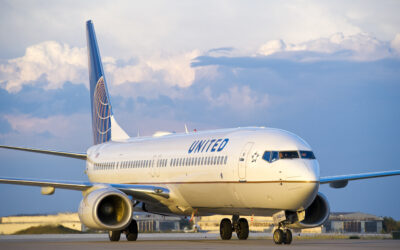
xmin=1 ymin=31 xmax=399 ymax=96
xmin=3 ymin=114 xmax=88 ymax=139
xmin=0 ymin=41 xmax=87 ymax=92
xmin=0 ymin=40 xmax=202 ymax=94
xmin=257 ymin=33 xmax=395 ymax=61
xmin=391 ymin=33 xmax=400 ymax=54
xmin=258 ymin=40 xmax=286 ymax=56
xmin=204 ymin=85 xmax=269 ymax=112
xmin=104 ymin=50 xmax=200 ymax=88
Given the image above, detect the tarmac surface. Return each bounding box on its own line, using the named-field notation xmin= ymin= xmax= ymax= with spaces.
xmin=0 ymin=233 xmax=399 ymax=250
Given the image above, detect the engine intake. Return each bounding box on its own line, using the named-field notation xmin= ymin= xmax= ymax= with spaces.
xmin=78 ymin=188 xmax=133 ymax=230
xmin=288 ymin=192 xmax=330 ymax=229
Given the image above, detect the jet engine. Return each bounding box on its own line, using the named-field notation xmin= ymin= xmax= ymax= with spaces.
xmin=78 ymin=187 xmax=133 ymax=230
xmin=288 ymin=193 xmax=330 ymax=229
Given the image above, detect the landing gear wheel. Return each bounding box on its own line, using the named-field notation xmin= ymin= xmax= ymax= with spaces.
xmin=125 ymin=219 xmax=138 ymax=241
xmin=273 ymin=229 xmax=284 ymax=244
xmin=283 ymin=229 xmax=292 ymax=244
xmin=108 ymin=230 xmax=121 ymax=241
xmin=236 ymin=218 xmax=249 ymax=240
xmin=220 ymin=218 xmax=233 ymax=240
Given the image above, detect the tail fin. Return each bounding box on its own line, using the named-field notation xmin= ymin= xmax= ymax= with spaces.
xmin=86 ymin=20 xmax=129 ymax=145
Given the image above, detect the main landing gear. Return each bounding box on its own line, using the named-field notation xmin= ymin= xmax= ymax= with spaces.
xmin=273 ymin=227 xmax=292 ymax=245
xmin=220 ymin=215 xmax=249 ymax=240
xmin=108 ymin=219 xmax=138 ymax=242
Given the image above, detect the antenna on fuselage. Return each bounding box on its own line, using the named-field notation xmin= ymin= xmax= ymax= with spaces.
xmin=184 ymin=124 xmax=189 ymax=134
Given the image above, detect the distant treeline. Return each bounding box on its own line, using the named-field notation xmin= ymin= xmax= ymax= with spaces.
xmin=383 ymin=217 xmax=400 ymax=233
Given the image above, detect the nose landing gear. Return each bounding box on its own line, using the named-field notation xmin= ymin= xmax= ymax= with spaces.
xmin=219 ymin=215 xmax=249 ymax=240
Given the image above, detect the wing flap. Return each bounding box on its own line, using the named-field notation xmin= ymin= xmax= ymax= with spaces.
xmin=110 ymin=184 xmax=170 ymax=199
xmin=0 ymin=145 xmax=86 ymax=160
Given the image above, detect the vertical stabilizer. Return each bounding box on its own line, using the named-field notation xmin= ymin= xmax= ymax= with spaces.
xmin=86 ymin=20 xmax=129 ymax=144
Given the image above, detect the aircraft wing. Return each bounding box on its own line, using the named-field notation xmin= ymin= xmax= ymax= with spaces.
xmin=0 ymin=177 xmax=169 ymax=199
xmin=0 ymin=145 xmax=86 ymax=160
xmin=320 ymin=170 xmax=400 ymax=188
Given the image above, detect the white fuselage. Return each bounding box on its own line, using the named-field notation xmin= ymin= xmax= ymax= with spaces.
xmin=86 ymin=127 xmax=320 ymax=216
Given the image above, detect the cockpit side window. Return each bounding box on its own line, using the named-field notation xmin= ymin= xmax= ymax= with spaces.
xmin=262 ymin=151 xmax=279 ymax=163
xmin=262 ymin=151 xmax=271 ymax=162
xmin=271 ymin=151 xmax=279 ymax=162
xmin=300 ymin=151 xmax=316 ymax=159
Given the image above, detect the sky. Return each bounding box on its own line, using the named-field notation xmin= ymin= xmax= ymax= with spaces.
xmin=0 ymin=0 xmax=400 ymax=220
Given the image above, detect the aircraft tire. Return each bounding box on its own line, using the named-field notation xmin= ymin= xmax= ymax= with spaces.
xmin=283 ymin=229 xmax=292 ymax=244
xmin=126 ymin=219 xmax=138 ymax=241
xmin=220 ymin=218 xmax=233 ymax=240
xmin=108 ymin=230 xmax=121 ymax=241
xmin=236 ymin=218 xmax=249 ymax=240
xmin=273 ymin=229 xmax=284 ymax=244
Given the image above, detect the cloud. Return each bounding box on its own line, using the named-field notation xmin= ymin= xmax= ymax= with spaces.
xmin=103 ymin=50 xmax=200 ymax=88
xmin=203 ymin=85 xmax=269 ymax=112
xmin=3 ymin=113 xmax=89 ymax=139
xmin=258 ymin=40 xmax=287 ymax=56
xmin=0 ymin=41 xmax=87 ymax=92
xmin=391 ymin=33 xmax=400 ymax=54
xmin=0 ymin=41 xmax=201 ymax=94
xmin=257 ymin=33 xmax=396 ymax=61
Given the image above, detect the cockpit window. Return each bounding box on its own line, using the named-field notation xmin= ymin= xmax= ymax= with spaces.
xmin=262 ymin=150 xmax=315 ymax=163
xmin=300 ymin=151 xmax=316 ymax=159
xmin=271 ymin=151 xmax=279 ymax=162
xmin=279 ymin=151 xmax=299 ymax=159
xmin=262 ymin=151 xmax=280 ymax=163
xmin=262 ymin=151 xmax=271 ymax=162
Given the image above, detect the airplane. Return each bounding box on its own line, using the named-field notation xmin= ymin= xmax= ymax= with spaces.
xmin=1 ymin=20 xmax=400 ymax=245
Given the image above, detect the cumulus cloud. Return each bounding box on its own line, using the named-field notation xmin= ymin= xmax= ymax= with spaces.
xmin=257 ymin=33 xmax=396 ymax=61
xmin=258 ymin=40 xmax=287 ymax=56
xmin=391 ymin=33 xmax=400 ymax=54
xmin=104 ymin=50 xmax=200 ymax=88
xmin=0 ymin=41 xmax=202 ymax=94
xmin=203 ymin=85 xmax=269 ymax=112
xmin=0 ymin=41 xmax=87 ymax=92
xmin=3 ymin=113 xmax=89 ymax=138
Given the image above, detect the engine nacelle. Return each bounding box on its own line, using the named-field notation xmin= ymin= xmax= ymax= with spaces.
xmin=288 ymin=193 xmax=330 ymax=229
xmin=78 ymin=188 xmax=133 ymax=230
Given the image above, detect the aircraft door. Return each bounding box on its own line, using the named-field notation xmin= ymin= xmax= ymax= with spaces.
xmin=238 ymin=142 xmax=254 ymax=181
